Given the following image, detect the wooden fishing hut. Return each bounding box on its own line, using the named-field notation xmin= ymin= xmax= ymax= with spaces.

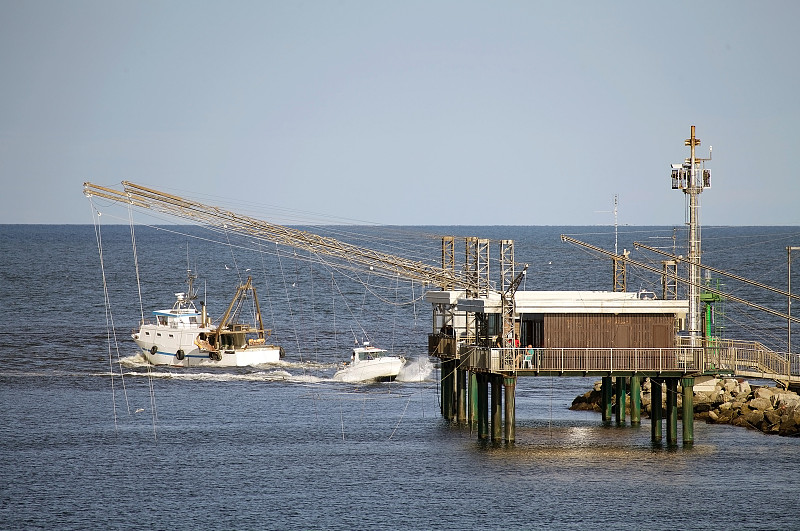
xmin=427 ymin=289 xmax=696 ymax=445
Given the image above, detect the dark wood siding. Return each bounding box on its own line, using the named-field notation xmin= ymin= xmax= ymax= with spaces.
xmin=543 ymin=313 xmax=675 ymax=348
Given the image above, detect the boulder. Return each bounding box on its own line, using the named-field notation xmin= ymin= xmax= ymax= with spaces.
xmin=716 ymin=408 xmax=734 ymax=423
xmin=742 ymin=409 xmax=764 ymax=428
xmin=749 ymin=397 xmax=773 ymax=412
xmin=772 ymin=392 xmax=800 ymax=409
xmin=694 ymin=392 xmax=713 ymax=406
xmin=779 ymin=415 xmax=800 ymax=436
xmin=737 ymin=380 xmax=752 ymax=396
xmin=754 ymin=387 xmax=775 ymax=400
xmin=764 ymin=409 xmax=783 ymax=427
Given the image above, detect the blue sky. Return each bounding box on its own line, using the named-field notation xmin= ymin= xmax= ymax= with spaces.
xmin=2 ymin=0 xmax=798 ymax=225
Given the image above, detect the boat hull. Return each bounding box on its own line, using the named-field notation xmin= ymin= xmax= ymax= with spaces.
xmin=133 ymin=328 xmax=282 ymax=367
xmin=333 ymin=357 xmax=404 ymax=383
xmin=139 ymin=345 xmax=283 ymax=367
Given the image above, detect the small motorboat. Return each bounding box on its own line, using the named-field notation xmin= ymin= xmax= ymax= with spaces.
xmin=333 ymin=342 xmax=405 ymax=383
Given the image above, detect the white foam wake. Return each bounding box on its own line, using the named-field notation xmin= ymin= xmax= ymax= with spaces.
xmin=396 ymin=356 xmax=434 ymax=382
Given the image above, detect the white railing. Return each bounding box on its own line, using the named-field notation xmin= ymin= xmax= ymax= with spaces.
xmin=464 ymin=346 xmax=703 ymax=373
xmin=440 ymin=337 xmax=800 ymax=381
xmin=682 ymin=337 xmax=800 ymax=380
xmin=460 ymin=339 xmax=800 ymax=379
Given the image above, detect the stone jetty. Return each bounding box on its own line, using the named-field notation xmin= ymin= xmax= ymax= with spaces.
xmin=570 ymin=377 xmax=800 ymax=437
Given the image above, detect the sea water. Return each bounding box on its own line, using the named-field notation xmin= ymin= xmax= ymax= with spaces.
xmin=1 ymin=224 xmax=800 ymax=530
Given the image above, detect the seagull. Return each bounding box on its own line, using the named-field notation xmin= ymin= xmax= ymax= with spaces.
xmin=224 ymin=264 xmax=230 ymax=270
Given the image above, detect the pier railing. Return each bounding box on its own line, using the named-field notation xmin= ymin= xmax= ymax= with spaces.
xmin=456 ymin=338 xmax=800 ymax=381
xmin=685 ymin=337 xmax=800 ymax=383
xmin=464 ymin=346 xmax=703 ymax=374
xmin=430 ymin=332 xmax=800 ymax=381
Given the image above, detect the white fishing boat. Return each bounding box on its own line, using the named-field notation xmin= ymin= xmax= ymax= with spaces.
xmin=333 ymin=342 xmax=405 ymax=382
xmin=132 ymin=271 xmax=284 ymax=367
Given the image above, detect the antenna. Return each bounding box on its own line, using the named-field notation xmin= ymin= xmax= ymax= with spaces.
xmin=670 ymin=125 xmax=711 ymax=344
xmin=613 ymin=194 xmax=618 ymax=255
xmin=594 ymin=194 xmax=619 ymax=254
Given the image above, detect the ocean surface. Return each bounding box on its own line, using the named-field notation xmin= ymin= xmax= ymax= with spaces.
xmin=2 ymin=223 xmax=800 ymax=530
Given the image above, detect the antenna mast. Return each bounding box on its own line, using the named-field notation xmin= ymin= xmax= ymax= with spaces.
xmin=670 ymin=125 xmax=712 ymax=344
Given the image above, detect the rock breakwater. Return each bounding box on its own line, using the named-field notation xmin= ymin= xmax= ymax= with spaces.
xmin=570 ymin=378 xmax=800 ymax=437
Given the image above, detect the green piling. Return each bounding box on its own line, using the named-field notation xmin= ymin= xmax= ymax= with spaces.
xmin=477 ymin=373 xmax=489 ymax=439
xmin=457 ymin=366 xmax=467 ymax=423
xmin=601 ymin=376 xmax=613 ymax=422
xmin=615 ymin=376 xmax=627 ymax=425
xmin=491 ymin=374 xmax=503 ymax=442
xmin=666 ymin=378 xmax=678 ymax=445
xmin=651 ymin=378 xmax=662 ymax=442
xmin=681 ymin=377 xmax=695 ymax=445
xmin=469 ymin=371 xmax=478 ymax=427
xmin=630 ymin=375 xmax=641 ymax=425
xmin=440 ymin=360 xmax=449 ymax=418
xmin=504 ymin=375 xmax=516 ymax=443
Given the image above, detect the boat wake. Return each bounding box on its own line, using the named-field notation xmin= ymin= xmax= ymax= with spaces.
xmin=121 ymin=368 xmax=328 ymax=383
xmin=396 ymin=356 xmax=435 ymax=382
xmin=119 ymin=353 xmax=336 ymax=371
xmin=102 ymin=354 xmax=431 ymax=385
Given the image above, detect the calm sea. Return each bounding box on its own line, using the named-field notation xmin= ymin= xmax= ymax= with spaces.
xmin=2 ymin=224 xmax=800 ymax=530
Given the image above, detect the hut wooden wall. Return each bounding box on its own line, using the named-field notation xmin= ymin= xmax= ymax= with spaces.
xmin=543 ymin=313 xmax=675 ymax=348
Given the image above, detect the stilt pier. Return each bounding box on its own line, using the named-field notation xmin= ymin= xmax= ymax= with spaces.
xmin=438 ymin=359 xmax=698 ymax=445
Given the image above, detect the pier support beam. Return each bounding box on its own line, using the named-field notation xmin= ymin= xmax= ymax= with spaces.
xmin=650 ymin=378 xmax=662 ymax=442
xmin=666 ymin=378 xmax=678 ymax=445
xmin=456 ymin=366 xmax=467 ymax=424
xmin=491 ymin=374 xmax=503 ymax=442
xmin=477 ymin=373 xmax=489 ymax=440
xmin=601 ymin=376 xmax=613 ymax=422
xmin=504 ymin=375 xmax=516 ymax=443
xmin=615 ymin=377 xmax=627 ymax=424
xmin=440 ymin=360 xmax=449 ymax=419
xmin=681 ymin=377 xmax=695 ymax=445
xmin=469 ymin=371 xmax=478 ymax=427
xmin=442 ymin=359 xmax=457 ymax=420
xmin=630 ymin=376 xmax=641 ymax=425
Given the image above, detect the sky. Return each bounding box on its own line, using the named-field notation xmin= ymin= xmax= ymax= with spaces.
xmin=1 ymin=0 xmax=798 ymax=226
